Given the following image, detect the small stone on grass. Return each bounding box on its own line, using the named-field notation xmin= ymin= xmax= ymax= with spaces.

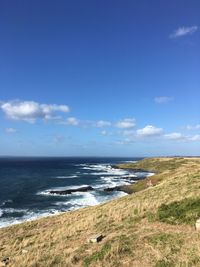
xmin=88 ymin=234 xmax=103 ymax=243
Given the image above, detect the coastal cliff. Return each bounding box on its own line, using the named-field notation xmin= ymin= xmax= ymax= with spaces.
xmin=1 ymin=157 xmax=200 ymax=267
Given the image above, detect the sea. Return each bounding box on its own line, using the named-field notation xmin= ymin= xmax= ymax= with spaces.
xmin=0 ymin=157 xmax=149 ymax=228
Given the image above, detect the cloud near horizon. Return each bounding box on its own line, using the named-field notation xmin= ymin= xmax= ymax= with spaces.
xmin=1 ymin=100 xmax=200 ymax=146
xmin=164 ymin=132 xmax=186 ymax=141
xmin=189 ymin=135 xmax=200 ymax=141
xmin=118 ymin=129 xmax=200 ymax=145
xmin=164 ymin=132 xmax=200 ymax=142
xmin=0 ymin=100 xmax=69 ymax=123
xmin=169 ymin=26 xmax=198 ymax=38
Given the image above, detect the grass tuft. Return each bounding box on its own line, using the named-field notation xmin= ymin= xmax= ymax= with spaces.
xmin=155 ymin=259 xmax=175 ymax=267
xmin=157 ymin=198 xmax=200 ymax=225
xmin=84 ymin=242 xmax=111 ymax=267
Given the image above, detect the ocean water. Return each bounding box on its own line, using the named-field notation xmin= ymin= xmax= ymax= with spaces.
xmin=0 ymin=157 xmax=147 ymax=228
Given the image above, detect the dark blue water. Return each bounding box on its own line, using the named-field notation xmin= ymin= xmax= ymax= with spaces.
xmin=0 ymin=157 xmax=146 ymax=228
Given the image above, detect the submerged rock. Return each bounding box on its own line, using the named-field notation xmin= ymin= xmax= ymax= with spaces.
xmin=49 ymin=185 xmax=94 ymax=195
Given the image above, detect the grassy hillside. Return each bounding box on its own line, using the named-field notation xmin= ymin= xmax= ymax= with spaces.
xmin=1 ymin=157 xmax=200 ymax=267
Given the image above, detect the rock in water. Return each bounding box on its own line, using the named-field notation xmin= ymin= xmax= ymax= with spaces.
xmin=49 ymin=185 xmax=94 ymax=195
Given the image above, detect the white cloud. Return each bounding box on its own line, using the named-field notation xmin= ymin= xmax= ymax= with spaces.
xmin=186 ymin=124 xmax=200 ymax=130
xmin=66 ymin=117 xmax=79 ymax=126
xmin=60 ymin=119 xmax=111 ymax=128
xmin=5 ymin=128 xmax=17 ymax=133
xmin=0 ymin=100 xmax=69 ymax=123
xmin=101 ymin=130 xmax=107 ymax=135
xmin=116 ymin=118 xmax=136 ymax=129
xmin=189 ymin=135 xmax=200 ymax=141
xmin=154 ymin=96 xmax=174 ymax=104
xmin=123 ymin=130 xmax=135 ymax=136
xmin=164 ymin=132 xmax=185 ymax=141
xmin=137 ymin=125 xmax=163 ymax=137
xmin=101 ymin=130 xmax=113 ymax=136
xmin=96 ymin=120 xmax=111 ymax=127
xmin=164 ymin=132 xmax=200 ymax=142
xmin=169 ymin=26 xmax=198 ymax=38
xmin=115 ymin=138 xmax=132 ymax=145
xmin=61 ymin=117 xmax=80 ymax=126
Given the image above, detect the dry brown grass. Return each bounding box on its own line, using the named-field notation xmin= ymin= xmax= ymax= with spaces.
xmin=1 ymin=157 xmax=200 ymax=266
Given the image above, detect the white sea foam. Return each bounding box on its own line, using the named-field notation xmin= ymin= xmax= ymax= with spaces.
xmin=0 ymin=209 xmax=61 ymax=229
xmin=55 ymin=192 xmax=99 ymax=208
xmin=123 ymin=160 xmax=138 ymax=163
xmin=56 ymin=175 xmax=78 ymax=179
xmin=3 ymin=208 xmax=28 ymax=213
xmin=87 ymin=172 xmax=112 ymax=175
xmin=81 ymin=164 xmax=129 ymax=177
xmin=146 ymin=172 xmax=155 ymax=177
xmin=0 ymin=161 xmax=151 ymax=229
xmin=0 ymin=189 xmax=128 ymax=228
xmin=0 ymin=193 xmax=103 ymax=228
xmin=54 ymin=190 xmax=127 ymax=211
xmin=76 ymin=163 xmax=89 ymax=167
xmin=96 ymin=176 xmax=131 ymax=189
xmin=92 ymin=171 xmax=137 ymax=189
xmin=0 ymin=199 xmax=13 ymax=207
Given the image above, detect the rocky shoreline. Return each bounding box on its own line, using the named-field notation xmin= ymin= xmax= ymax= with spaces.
xmin=49 ymin=168 xmax=150 ymax=196
xmin=49 ymin=184 xmax=136 ymax=195
xmin=49 ymin=185 xmax=94 ymax=195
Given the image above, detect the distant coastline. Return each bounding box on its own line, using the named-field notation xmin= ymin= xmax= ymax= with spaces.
xmin=0 ymin=157 xmax=148 ymax=228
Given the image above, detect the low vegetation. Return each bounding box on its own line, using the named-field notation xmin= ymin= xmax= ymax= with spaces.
xmin=84 ymin=242 xmax=111 ymax=267
xmin=1 ymin=157 xmax=200 ymax=266
xmin=118 ymin=157 xmax=189 ymax=193
xmin=157 ymin=198 xmax=200 ymax=226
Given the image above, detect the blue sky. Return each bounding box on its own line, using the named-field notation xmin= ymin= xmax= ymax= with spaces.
xmin=0 ymin=0 xmax=200 ymax=156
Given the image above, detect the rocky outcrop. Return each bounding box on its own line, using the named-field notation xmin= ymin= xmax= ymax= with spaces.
xmin=104 ymin=185 xmax=134 ymax=194
xmin=122 ymin=175 xmax=147 ymax=181
xmin=49 ymin=186 xmax=94 ymax=195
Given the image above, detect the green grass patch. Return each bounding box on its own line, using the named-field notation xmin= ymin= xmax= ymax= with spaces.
xmin=116 ymin=235 xmax=132 ymax=255
xmin=129 ymin=180 xmax=147 ymax=192
xmin=188 ymin=255 xmax=200 ymax=266
xmin=147 ymin=233 xmax=183 ymax=267
xmin=84 ymin=242 xmax=111 ymax=267
xmin=148 ymin=233 xmax=174 ymax=246
xmin=155 ymin=259 xmax=175 ymax=267
xmin=157 ymin=198 xmax=200 ymax=225
xmin=145 ymin=211 xmax=157 ymax=222
xmin=147 ymin=232 xmax=183 ymax=253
